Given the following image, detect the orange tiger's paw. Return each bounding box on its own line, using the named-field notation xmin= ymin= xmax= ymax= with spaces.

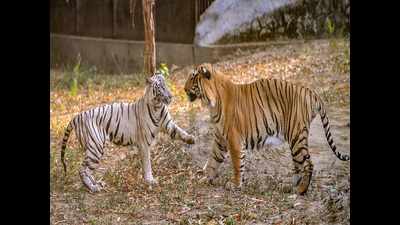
xmin=225 ymin=181 xmax=242 ymax=191
xmin=297 ymin=175 xmax=311 ymax=195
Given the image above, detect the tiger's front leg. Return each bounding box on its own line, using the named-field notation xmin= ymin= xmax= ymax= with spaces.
xmin=224 ymin=129 xmax=244 ymax=190
xmin=200 ymin=132 xmax=228 ymax=185
xmin=139 ymin=144 xmax=158 ymax=186
xmin=176 ymin=126 xmax=195 ymax=144
xmin=162 ymin=114 xmax=195 ymax=144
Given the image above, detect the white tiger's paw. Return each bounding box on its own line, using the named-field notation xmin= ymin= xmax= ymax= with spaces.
xmin=225 ymin=181 xmax=242 ymax=191
xmin=86 ymin=183 xmax=105 ymax=193
xmin=81 ymin=173 xmax=104 ymax=193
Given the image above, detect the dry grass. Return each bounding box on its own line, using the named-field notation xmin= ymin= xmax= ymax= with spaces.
xmin=50 ymin=38 xmax=349 ymax=225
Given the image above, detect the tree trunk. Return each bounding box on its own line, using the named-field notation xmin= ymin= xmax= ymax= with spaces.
xmin=142 ymin=0 xmax=156 ymax=75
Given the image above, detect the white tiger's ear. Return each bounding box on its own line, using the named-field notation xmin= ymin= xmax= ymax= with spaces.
xmin=146 ymin=77 xmax=153 ymax=85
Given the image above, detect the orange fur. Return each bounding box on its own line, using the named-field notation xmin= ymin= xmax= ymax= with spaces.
xmin=185 ymin=63 xmax=349 ymax=194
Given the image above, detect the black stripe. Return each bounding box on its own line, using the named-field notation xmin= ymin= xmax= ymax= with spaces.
xmin=252 ymin=85 xmax=270 ymax=137
xmin=113 ymin=120 xmax=121 ymax=140
xmin=249 ymin=86 xmax=260 ymax=141
xmin=255 ymin=82 xmax=265 ymax=108
xmin=326 ymin=132 xmax=331 ymax=140
xmin=160 ymin=107 xmax=169 ymax=124
xmin=165 ymin=119 xmax=171 ymax=128
xmin=147 ymin=103 xmax=158 ymax=126
xmin=323 ymin=120 xmax=329 ymax=128
xmin=291 ymin=146 xmax=307 ymax=157
xmin=86 ymin=146 xmax=101 ymax=161
xmin=144 ymin=133 xmax=151 ymax=146
xmin=264 ymin=81 xmax=280 ymax=133
xmin=214 ymin=98 xmax=222 ymax=123
xmin=289 ymin=103 xmax=299 ymax=142
xmin=120 ymin=103 xmax=124 ymax=117
xmin=250 ymin=136 xmax=255 ymax=150
xmin=129 ymin=137 xmax=133 ymax=145
xmin=88 ymin=156 xmax=100 ymax=164
xmin=109 ymin=132 xmax=114 ymax=142
xmin=105 ymin=105 xmax=114 ymax=133
xmin=171 ymin=127 xmax=177 ymax=139
xmin=85 ymin=127 xmax=103 ymax=154
xmin=290 ymin=134 xmax=300 ymax=150
xmin=277 ymin=81 xmax=287 ymax=113
xmin=159 ymin=105 xmax=165 ymax=120
xmin=95 ymin=108 xmax=101 ymax=124
xmin=99 ymin=106 xmax=106 ymax=125
xmin=257 ymin=136 xmax=263 ymax=146
xmin=120 ymin=134 xmax=124 ymax=145
xmin=88 ymin=117 xmax=103 ymax=150
xmin=147 ymin=124 xmax=155 ymax=138
xmin=215 ymin=140 xmax=226 ymax=152
xmin=213 ymin=153 xmax=224 ymax=163
xmin=262 ymin=137 xmax=268 ymax=147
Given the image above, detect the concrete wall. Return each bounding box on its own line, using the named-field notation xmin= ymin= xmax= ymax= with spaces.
xmin=50 ymin=33 xmax=304 ymax=74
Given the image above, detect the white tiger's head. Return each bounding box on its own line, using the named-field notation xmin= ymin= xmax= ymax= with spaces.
xmin=146 ymin=72 xmax=172 ymax=105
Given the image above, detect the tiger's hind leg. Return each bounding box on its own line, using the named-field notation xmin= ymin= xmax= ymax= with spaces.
xmin=79 ymin=127 xmax=106 ymax=193
xmin=80 ymin=152 xmax=105 ymax=193
xmin=292 ymin=161 xmax=302 ymax=187
xmin=290 ymin=129 xmax=314 ymax=195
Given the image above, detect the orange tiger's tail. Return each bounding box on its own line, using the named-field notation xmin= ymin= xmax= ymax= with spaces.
xmin=316 ymin=97 xmax=350 ymax=161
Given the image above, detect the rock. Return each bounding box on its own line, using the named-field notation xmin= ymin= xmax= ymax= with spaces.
xmin=195 ymin=0 xmax=350 ymax=45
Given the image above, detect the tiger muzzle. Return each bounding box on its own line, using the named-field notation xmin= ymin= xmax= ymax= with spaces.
xmin=187 ymin=92 xmax=197 ymax=102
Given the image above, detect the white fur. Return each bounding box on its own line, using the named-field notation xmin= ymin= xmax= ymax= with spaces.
xmin=264 ymin=136 xmax=284 ymax=147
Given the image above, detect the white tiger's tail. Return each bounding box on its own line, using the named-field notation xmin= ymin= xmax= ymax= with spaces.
xmin=316 ymin=97 xmax=350 ymax=161
xmin=61 ymin=121 xmax=74 ymax=175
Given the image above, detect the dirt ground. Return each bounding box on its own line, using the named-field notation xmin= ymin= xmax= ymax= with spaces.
xmin=50 ymin=39 xmax=350 ymax=225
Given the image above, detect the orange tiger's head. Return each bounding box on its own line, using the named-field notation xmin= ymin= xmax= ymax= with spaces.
xmin=184 ymin=63 xmax=218 ymax=107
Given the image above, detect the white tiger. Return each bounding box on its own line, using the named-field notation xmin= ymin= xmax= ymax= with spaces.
xmin=60 ymin=72 xmax=195 ymax=192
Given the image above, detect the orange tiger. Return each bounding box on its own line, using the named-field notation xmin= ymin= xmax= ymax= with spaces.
xmin=184 ymin=63 xmax=349 ymax=194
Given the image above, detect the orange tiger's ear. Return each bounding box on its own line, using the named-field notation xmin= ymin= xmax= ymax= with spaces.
xmin=199 ymin=66 xmax=211 ymax=79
